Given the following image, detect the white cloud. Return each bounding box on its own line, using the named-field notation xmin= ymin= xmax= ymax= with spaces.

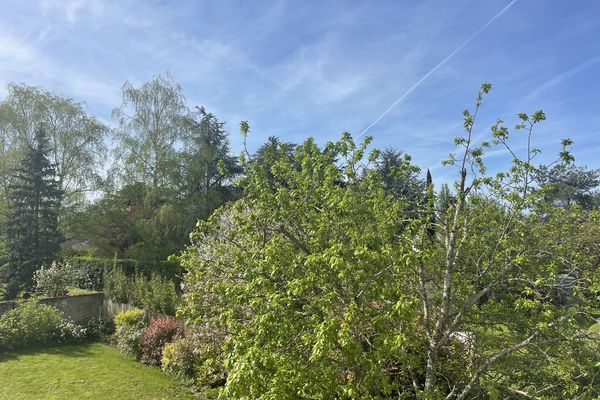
xmin=0 ymin=30 xmax=37 ymax=69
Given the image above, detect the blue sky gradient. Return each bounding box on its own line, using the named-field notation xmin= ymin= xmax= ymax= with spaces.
xmin=1 ymin=0 xmax=599 ymax=180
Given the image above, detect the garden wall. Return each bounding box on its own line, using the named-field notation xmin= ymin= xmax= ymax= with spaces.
xmin=1 ymin=294 xmax=185 ymax=327
xmin=0 ymin=293 xmax=104 ymax=322
xmin=101 ymin=298 xmax=140 ymax=320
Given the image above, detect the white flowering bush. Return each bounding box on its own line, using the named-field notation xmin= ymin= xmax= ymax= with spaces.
xmin=33 ymin=261 xmax=78 ymax=297
xmin=54 ymin=319 xmax=88 ymax=343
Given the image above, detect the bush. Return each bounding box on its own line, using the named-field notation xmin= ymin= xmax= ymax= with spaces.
xmin=114 ymin=325 xmax=143 ymax=358
xmin=0 ymin=300 xmax=63 ymax=349
xmin=55 ymin=319 xmax=88 ymax=344
xmin=106 ymin=268 xmax=180 ymax=315
xmin=33 ymin=261 xmax=78 ymax=297
xmin=104 ymin=267 xmax=129 ymax=304
xmin=82 ymin=317 xmax=115 ymax=339
xmin=131 ymin=273 xmax=180 ymax=315
xmin=114 ymin=309 xmax=145 ymax=329
xmin=139 ymin=317 xmax=183 ymax=366
xmin=161 ymin=336 xmax=199 ymax=378
xmin=113 ymin=309 xmax=146 ymax=358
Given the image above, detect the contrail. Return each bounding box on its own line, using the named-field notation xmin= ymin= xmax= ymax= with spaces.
xmin=357 ymin=0 xmax=519 ymax=138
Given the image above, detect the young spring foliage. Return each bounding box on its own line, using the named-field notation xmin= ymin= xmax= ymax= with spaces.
xmin=175 ymin=84 xmax=600 ymax=398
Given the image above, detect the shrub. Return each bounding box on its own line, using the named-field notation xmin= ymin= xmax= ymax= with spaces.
xmin=104 ymin=267 xmax=129 ymax=304
xmin=139 ymin=317 xmax=183 ymax=366
xmin=114 ymin=325 xmax=143 ymax=358
xmin=161 ymin=336 xmax=199 ymax=378
xmin=0 ymin=300 xmax=63 ymax=349
xmin=106 ymin=268 xmax=180 ymax=315
xmin=54 ymin=319 xmax=88 ymax=343
xmin=114 ymin=309 xmax=145 ymax=329
xmin=82 ymin=317 xmax=115 ymax=339
xmin=132 ymin=273 xmax=179 ymax=315
xmin=113 ymin=309 xmax=146 ymax=358
xmin=33 ymin=261 xmax=78 ymax=297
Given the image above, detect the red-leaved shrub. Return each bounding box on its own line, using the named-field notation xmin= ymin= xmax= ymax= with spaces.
xmin=139 ymin=317 xmax=183 ymax=365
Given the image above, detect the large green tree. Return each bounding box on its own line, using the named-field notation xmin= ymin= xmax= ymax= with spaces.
xmin=0 ymin=83 xmax=108 ymax=202
xmin=535 ymin=163 xmax=599 ymax=209
xmin=3 ymin=128 xmax=64 ymax=298
xmin=180 ymin=106 xmax=242 ymax=220
xmin=112 ymin=73 xmax=188 ymax=189
xmin=178 ymin=85 xmax=599 ymax=398
xmin=0 ymin=84 xmax=108 ymax=257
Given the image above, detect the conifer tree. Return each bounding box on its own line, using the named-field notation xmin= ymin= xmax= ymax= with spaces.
xmin=4 ymin=127 xmax=63 ymax=298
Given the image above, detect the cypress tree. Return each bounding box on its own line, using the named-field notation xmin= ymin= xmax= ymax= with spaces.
xmin=4 ymin=128 xmax=64 ymax=298
xmin=424 ymin=169 xmax=436 ymax=240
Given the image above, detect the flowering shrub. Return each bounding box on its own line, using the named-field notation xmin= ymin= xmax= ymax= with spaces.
xmin=33 ymin=261 xmax=78 ymax=297
xmin=54 ymin=319 xmax=88 ymax=343
xmin=139 ymin=317 xmax=183 ymax=366
xmin=0 ymin=300 xmax=63 ymax=349
xmin=115 ymin=325 xmax=143 ymax=358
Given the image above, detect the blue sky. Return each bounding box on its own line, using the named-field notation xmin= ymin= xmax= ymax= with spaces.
xmin=0 ymin=0 xmax=599 ymax=181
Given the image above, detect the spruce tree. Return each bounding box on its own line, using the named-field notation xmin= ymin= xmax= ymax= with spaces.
xmin=4 ymin=128 xmax=63 ymax=298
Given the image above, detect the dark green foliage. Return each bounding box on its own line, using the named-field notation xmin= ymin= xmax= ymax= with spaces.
xmin=4 ymin=128 xmax=64 ymax=298
xmin=69 ymin=255 xmax=181 ymax=292
xmin=375 ymin=147 xmax=425 ymax=205
xmin=104 ymin=267 xmax=180 ymax=315
xmin=250 ymin=135 xmax=297 ymax=185
xmin=536 ymin=163 xmax=600 ymax=209
xmin=181 ymin=107 xmax=242 ymax=220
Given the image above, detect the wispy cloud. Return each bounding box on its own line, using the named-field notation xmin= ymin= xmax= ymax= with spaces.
xmin=0 ymin=0 xmax=598 ymax=172
xmin=524 ymin=56 xmax=600 ymax=103
xmin=357 ymin=0 xmax=520 ymax=138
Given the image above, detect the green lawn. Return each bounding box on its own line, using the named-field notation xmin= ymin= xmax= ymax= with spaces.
xmin=0 ymin=342 xmax=197 ymax=400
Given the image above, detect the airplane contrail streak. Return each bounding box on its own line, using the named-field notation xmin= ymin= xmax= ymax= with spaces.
xmin=357 ymin=0 xmax=519 ymax=138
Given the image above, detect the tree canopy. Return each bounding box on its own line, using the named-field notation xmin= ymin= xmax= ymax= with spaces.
xmin=178 ymin=85 xmax=600 ymax=399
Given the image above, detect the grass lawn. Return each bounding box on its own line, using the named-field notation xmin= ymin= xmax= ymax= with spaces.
xmin=0 ymin=342 xmax=197 ymax=400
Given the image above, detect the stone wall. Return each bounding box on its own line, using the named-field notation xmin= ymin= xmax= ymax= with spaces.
xmin=42 ymin=293 xmax=104 ymax=322
xmin=0 ymin=293 xmax=104 ymax=322
xmin=0 ymin=294 xmax=184 ymax=327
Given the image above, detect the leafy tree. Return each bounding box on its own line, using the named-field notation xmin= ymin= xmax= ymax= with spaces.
xmin=0 ymin=83 xmax=108 ymax=202
xmin=536 ymin=163 xmax=600 ymax=209
xmin=3 ymin=128 xmax=64 ymax=298
xmin=0 ymin=84 xmax=108 ymax=257
xmin=112 ymin=73 xmax=188 ymax=189
xmin=178 ymin=85 xmax=599 ymax=398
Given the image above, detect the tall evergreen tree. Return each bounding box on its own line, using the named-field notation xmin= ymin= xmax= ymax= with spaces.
xmin=376 ymin=148 xmax=425 ymax=205
xmin=3 ymin=128 xmax=63 ymax=298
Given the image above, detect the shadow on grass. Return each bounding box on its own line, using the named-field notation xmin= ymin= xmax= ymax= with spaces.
xmin=0 ymin=341 xmax=97 ymax=362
